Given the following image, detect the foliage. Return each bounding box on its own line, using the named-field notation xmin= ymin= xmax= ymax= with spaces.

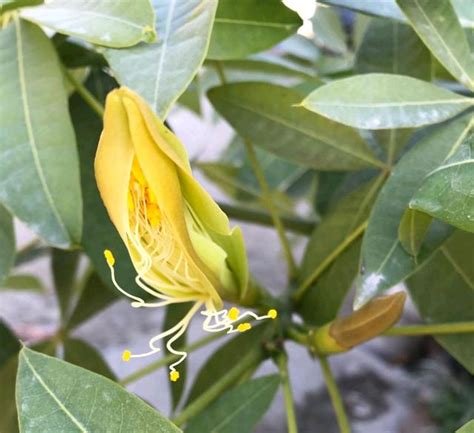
xmin=0 ymin=0 xmax=473 ymax=432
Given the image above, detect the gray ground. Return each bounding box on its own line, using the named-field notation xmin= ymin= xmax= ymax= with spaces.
xmin=0 ymin=106 xmax=441 ymax=433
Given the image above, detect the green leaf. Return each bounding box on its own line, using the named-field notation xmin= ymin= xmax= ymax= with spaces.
xmin=407 ymin=231 xmax=474 ymax=373
xmin=355 ymin=114 xmax=472 ymax=308
xmin=319 ymin=0 xmax=406 ymax=22
xmin=106 ymin=0 xmax=217 ymax=118
xmin=453 ymin=0 xmax=474 ymax=29
xmin=186 ymin=324 xmax=270 ymax=405
xmin=410 ymin=128 xmax=474 ymax=233
xmin=1 ymin=274 xmax=44 ymax=292
xmin=398 ymin=208 xmax=433 ymax=256
xmin=185 ymin=375 xmax=279 ymax=433
xmin=207 ymin=0 xmax=302 ymax=60
xmin=298 ymin=240 xmax=362 ymax=326
xmin=66 ymin=271 xmax=118 ymax=331
xmin=457 ymin=420 xmax=474 ymax=433
xmin=64 ymin=338 xmax=116 ymax=380
xmin=20 ymin=0 xmax=156 ymax=48
xmin=373 ymin=128 xmax=414 ymax=164
xmin=16 ymin=348 xmax=181 ymax=433
xmin=355 ymin=19 xmax=431 ymax=80
xmin=164 ymin=303 xmax=192 ymax=411
xmin=301 ymin=74 xmax=473 ymax=130
xmin=311 ymin=5 xmax=347 ymax=55
xmin=71 ymin=72 xmax=142 ymax=299
xmin=0 ymin=320 xmax=20 ymax=369
xmin=52 ymin=249 xmax=80 ymax=323
xmin=397 ymin=0 xmax=474 ymax=91
xmin=0 ymin=204 xmax=15 ymax=285
xmin=0 ymin=18 xmax=82 ymax=248
xmin=208 ymin=82 xmax=384 ymax=171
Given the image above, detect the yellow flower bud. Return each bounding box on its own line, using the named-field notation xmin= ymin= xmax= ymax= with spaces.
xmin=311 ymin=292 xmax=407 ymax=355
xmin=94 ymin=87 xmax=276 ymax=379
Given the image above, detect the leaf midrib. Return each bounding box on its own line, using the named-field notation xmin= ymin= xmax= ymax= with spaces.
xmin=216 ymin=94 xmax=383 ymax=168
xmin=215 ymin=17 xmax=297 ymax=29
xmin=15 ymin=17 xmax=68 ymax=242
xmin=21 ymin=351 xmax=88 ymax=432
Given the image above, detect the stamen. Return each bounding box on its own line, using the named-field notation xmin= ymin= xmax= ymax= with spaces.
xmin=228 ymin=307 xmax=240 ymax=321
xmin=170 ymin=370 xmax=180 ymax=382
xmin=237 ymin=323 xmax=252 ymax=332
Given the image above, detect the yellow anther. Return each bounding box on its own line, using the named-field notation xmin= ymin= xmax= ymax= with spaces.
xmin=146 ymin=187 xmax=157 ymax=205
xmin=228 ymin=307 xmax=240 ymax=321
xmin=104 ymin=249 xmax=115 ymax=266
xmin=267 ymin=309 xmax=278 ymax=319
xmin=146 ymin=203 xmax=161 ymax=228
xmin=170 ymin=370 xmax=180 ymax=382
xmin=237 ymin=322 xmax=252 ymax=333
xmin=122 ymin=350 xmax=131 ymax=362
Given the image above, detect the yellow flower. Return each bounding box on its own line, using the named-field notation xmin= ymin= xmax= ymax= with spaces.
xmin=95 ymin=87 xmax=276 ymax=380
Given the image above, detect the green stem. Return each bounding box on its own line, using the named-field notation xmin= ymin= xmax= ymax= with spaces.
xmin=276 ymin=353 xmax=299 ymax=433
xmin=286 ymin=326 xmax=308 ymax=346
xmin=217 ymin=202 xmax=316 ymax=235
xmin=173 ymin=348 xmax=263 ymax=426
xmin=243 ymin=138 xmax=298 ymax=279
xmin=319 ymin=357 xmax=351 ymax=433
xmin=120 ymin=332 xmax=224 ymax=386
xmin=384 ymin=322 xmax=474 ymax=336
xmin=293 ymin=220 xmax=368 ymax=302
xmin=62 ymin=66 xmax=104 ymax=117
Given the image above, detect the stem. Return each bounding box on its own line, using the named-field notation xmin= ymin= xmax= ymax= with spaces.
xmin=217 ymin=201 xmax=316 ymax=235
xmin=294 ymin=220 xmax=368 ymax=302
xmin=120 ymin=331 xmax=224 ymax=386
xmin=276 ymin=353 xmax=299 ymax=433
xmin=384 ymin=322 xmax=474 ymax=337
xmin=319 ymin=357 xmax=351 ymax=433
xmin=286 ymin=326 xmax=308 ymax=346
xmin=173 ymin=348 xmax=263 ymax=426
xmin=62 ymin=66 xmax=104 ymax=117
xmin=243 ymin=138 xmax=298 ymax=279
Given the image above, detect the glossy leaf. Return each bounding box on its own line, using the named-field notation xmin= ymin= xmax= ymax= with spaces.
xmin=355 ymin=114 xmax=472 ymax=308
xmin=106 ymin=0 xmax=217 ymax=118
xmin=164 ymin=303 xmax=192 ymax=411
xmin=64 ymin=338 xmax=116 ymax=380
xmin=301 ymin=74 xmax=473 ymax=130
xmin=21 ymin=0 xmax=156 ymax=48
xmin=52 ymin=249 xmax=80 ymax=323
xmin=186 ymin=324 xmax=270 ymax=405
xmin=71 ymin=72 xmax=142 ymax=299
xmin=0 ymin=204 xmax=15 ymax=285
xmin=311 ymin=6 xmax=347 ymax=55
xmin=16 ymin=348 xmax=181 ymax=433
xmin=318 ymin=0 xmax=406 ymax=22
xmin=410 ymin=128 xmax=474 ymax=233
xmin=355 ymin=19 xmax=431 ymax=80
xmin=186 ymin=375 xmax=280 ymax=433
xmin=374 ymin=128 xmax=414 ymax=164
xmin=207 ymin=0 xmax=302 ymax=60
xmin=408 ymin=232 xmax=474 ymax=373
xmin=0 ymin=320 xmax=20 ymax=369
xmin=0 ymin=18 xmax=82 ymax=248
xmin=453 ymin=0 xmax=474 ymax=29
xmin=66 ymin=272 xmax=118 ymax=331
xmin=398 ymin=209 xmax=432 ymax=256
xmin=1 ymin=274 xmax=44 ymax=292
xmin=397 ymin=0 xmax=474 ymax=91
xmin=208 ymin=82 xmax=383 ymax=171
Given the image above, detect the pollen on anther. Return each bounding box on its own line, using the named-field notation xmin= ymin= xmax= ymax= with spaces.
xmin=104 ymin=249 xmax=115 ymax=266
xmin=237 ymin=322 xmax=252 ymax=333
xmin=122 ymin=350 xmax=131 ymax=362
xmin=228 ymin=307 xmax=240 ymax=321
xmin=170 ymin=370 xmax=180 ymax=382
xmin=267 ymin=309 xmax=278 ymax=319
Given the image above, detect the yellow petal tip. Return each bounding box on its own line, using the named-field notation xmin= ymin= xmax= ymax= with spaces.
xmin=170 ymin=370 xmax=180 ymax=382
